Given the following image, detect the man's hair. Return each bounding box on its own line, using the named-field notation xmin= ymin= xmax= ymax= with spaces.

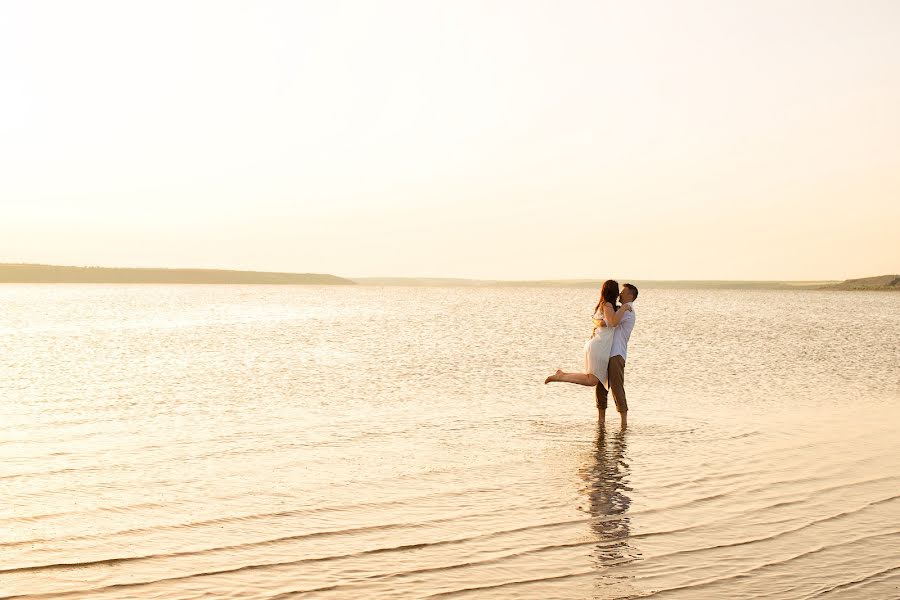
xmin=623 ymin=283 xmax=638 ymax=300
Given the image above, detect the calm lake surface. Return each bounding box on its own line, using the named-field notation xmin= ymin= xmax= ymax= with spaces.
xmin=2 ymin=285 xmax=899 ymax=599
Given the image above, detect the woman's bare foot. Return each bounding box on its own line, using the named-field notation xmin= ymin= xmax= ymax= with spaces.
xmin=545 ymin=369 xmax=564 ymax=384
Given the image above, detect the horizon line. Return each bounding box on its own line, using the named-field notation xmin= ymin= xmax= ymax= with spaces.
xmin=0 ymin=262 xmax=872 ymax=283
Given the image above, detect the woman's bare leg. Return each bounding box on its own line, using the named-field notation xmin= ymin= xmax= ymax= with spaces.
xmin=545 ymin=370 xmax=600 ymax=386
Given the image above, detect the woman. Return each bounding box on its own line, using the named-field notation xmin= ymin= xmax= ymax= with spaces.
xmin=545 ymin=280 xmax=633 ymax=387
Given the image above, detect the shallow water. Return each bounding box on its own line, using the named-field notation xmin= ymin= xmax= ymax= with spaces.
xmin=1 ymin=285 xmax=899 ymax=599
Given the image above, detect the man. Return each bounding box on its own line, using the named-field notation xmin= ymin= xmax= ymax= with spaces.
xmin=595 ymin=283 xmax=638 ymax=428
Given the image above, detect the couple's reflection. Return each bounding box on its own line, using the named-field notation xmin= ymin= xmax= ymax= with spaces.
xmin=580 ymin=425 xmax=639 ymax=570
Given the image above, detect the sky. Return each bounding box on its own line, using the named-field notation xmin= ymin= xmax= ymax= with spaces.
xmin=2 ymin=0 xmax=899 ymax=281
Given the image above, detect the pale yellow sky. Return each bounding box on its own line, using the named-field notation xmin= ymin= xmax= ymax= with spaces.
xmin=2 ymin=0 xmax=898 ymax=280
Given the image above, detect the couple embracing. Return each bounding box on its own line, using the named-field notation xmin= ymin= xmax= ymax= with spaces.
xmin=545 ymin=280 xmax=638 ymax=428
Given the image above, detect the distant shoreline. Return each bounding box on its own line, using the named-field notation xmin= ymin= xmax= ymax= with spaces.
xmin=0 ymin=264 xmax=355 ymax=286
xmin=352 ymin=277 xmax=837 ymax=290
xmin=2 ymin=264 xmax=896 ymax=290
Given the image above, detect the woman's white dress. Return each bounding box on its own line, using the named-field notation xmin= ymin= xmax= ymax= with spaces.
xmin=584 ymin=310 xmax=615 ymax=385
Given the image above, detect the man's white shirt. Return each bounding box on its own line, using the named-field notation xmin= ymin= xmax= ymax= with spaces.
xmin=610 ymin=303 xmax=635 ymax=360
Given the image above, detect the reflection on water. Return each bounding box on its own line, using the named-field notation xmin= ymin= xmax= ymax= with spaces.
xmin=580 ymin=426 xmax=640 ymax=593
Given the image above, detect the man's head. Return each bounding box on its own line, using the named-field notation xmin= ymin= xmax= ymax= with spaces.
xmin=620 ymin=283 xmax=639 ymax=304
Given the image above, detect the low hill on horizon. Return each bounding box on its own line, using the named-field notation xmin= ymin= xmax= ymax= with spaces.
xmin=821 ymin=274 xmax=900 ymax=291
xmin=0 ymin=264 xmax=355 ymax=285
